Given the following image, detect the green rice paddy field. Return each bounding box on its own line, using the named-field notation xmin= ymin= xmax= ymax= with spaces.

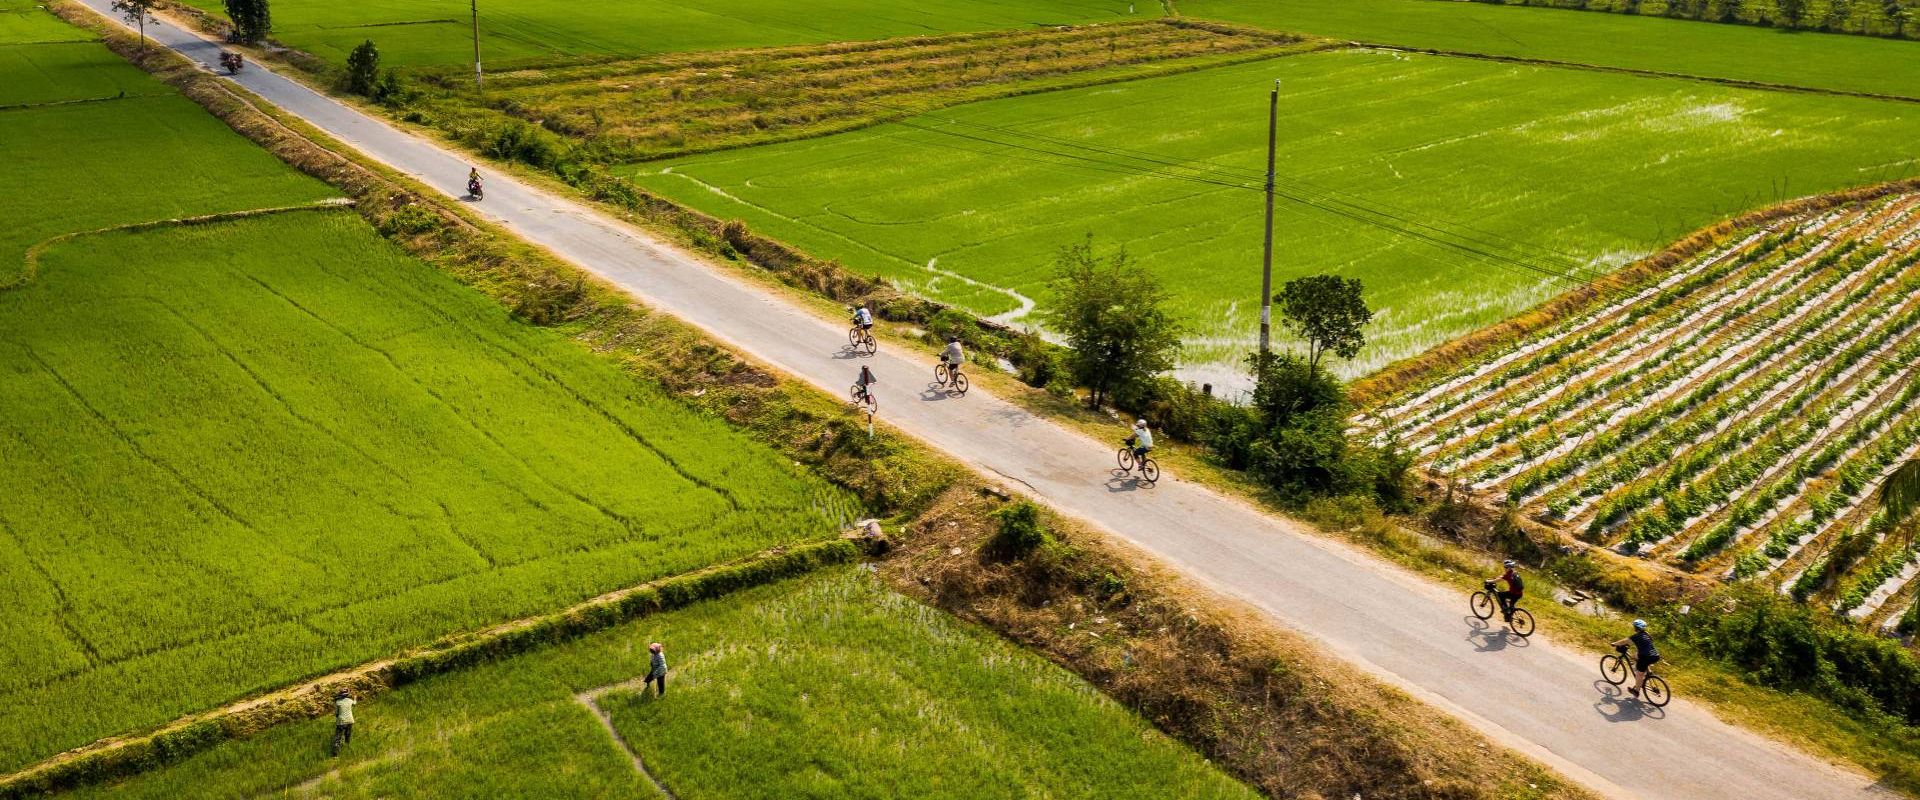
xmin=175 ymin=0 xmax=1141 ymax=67
xmin=627 ymin=48 xmax=1920 ymax=377
xmin=1182 ymin=0 xmax=1920 ymax=98
xmin=1 ymin=5 xmax=849 ymax=772
xmin=60 ymin=569 xmax=1258 ymax=800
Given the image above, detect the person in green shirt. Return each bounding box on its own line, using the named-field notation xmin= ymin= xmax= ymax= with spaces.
xmin=330 ymin=690 xmax=357 ymax=757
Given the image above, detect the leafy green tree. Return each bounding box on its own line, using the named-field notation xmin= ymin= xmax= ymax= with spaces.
xmin=1776 ymin=0 xmax=1808 ymax=26
xmin=1039 ymin=236 xmax=1182 ymax=408
xmin=1274 ymin=274 xmax=1372 ymax=378
xmin=224 ymin=0 xmax=270 ymax=43
xmin=344 ymin=39 xmax=381 ymax=96
xmin=1876 ymin=459 xmax=1920 ymax=545
xmin=110 ymin=0 xmax=160 ymax=46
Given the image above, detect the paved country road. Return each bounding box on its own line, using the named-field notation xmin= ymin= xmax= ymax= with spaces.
xmin=73 ymin=4 xmax=1895 ymax=797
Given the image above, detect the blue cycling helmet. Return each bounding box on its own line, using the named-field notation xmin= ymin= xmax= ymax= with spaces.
xmin=1632 ymin=619 xmax=1647 ymax=630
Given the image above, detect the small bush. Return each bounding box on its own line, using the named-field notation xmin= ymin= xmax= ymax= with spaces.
xmin=987 ymin=501 xmax=1050 ymax=558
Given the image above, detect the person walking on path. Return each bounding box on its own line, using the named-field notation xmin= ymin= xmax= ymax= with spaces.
xmin=644 ymin=642 xmax=668 ymax=697
xmin=329 ymin=690 xmax=357 ymax=757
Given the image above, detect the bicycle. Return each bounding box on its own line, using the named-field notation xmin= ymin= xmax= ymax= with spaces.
xmin=1470 ymin=580 xmax=1535 ymax=637
xmin=847 ymin=325 xmax=876 ymax=356
xmin=934 ymin=361 xmax=969 ymax=396
xmin=849 ymin=382 xmax=877 ymax=414
xmin=1116 ymin=443 xmax=1160 ymax=485
xmin=1601 ymin=647 xmax=1671 ymax=707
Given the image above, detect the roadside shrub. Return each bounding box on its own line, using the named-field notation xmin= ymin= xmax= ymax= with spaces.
xmin=1673 ymin=585 xmax=1920 ymax=724
xmin=987 ymin=501 xmax=1050 ymax=558
xmin=482 ymin=118 xmax=567 ymax=170
xmin=343 ymin=39 xmax=379 ymax=96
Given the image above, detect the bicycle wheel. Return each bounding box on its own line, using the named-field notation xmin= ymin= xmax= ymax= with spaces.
xmin=1469 ymin=592 xmax=1494 ymax=620
xmin=1117 ymin=448 xmax=1134 ymax=471
xmin=951 ymin=372 xmax=969 ymax=396
xmin=861 ymin=334 xmax=877 ymax=356
xmin=848 ymin=327 xmax=861 ymax=346
xmin=935 ymin=363 xmax=950 ymax=385
xmin=1642 ymin=675 xmax=1671 ymax=707
xmin=849 ymin=384 xmax=864 ymax=403
xmin=1140 ymin=458 xmax=1160 ymax=485
xmin=1509 ymin=608 xmax=1536 ymax=638
xmin=1600 ymin=654 xmax=1628 ymax=686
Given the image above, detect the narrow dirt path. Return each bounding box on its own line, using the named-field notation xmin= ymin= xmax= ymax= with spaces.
xmin=69 ymin=3 xmax=1897 ymax=798
xmin=576 ymin=683 xmax=675 ymax=800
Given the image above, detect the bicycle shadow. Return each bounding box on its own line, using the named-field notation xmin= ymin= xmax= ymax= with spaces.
xmin=1592 ymin=680 xmax=1667 ymax=722
xmin=918 ymin=381 xmax=958 ymax=403
xmin=1104 ymin=469 xmax=1150 ymax=493
xmin=830 ymin=345 xmax=871 ymax=360
xmin=1463 ymin=616 xmax=1530 ymax=652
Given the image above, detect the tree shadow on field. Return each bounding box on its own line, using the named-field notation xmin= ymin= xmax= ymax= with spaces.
xmin=1464 ymin=616 xmax=1530 ymax=652
xmin=1593 ymin=680 xmax=1666 ymax=722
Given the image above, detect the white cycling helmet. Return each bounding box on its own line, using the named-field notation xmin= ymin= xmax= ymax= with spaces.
xmin=1632 ymin=619 xmax=1648 ymax=630
xmin=1135 ymin=419 xmax=1147 ymax=427
xmin=1503 ymin=559 xmax=1515 ymax=568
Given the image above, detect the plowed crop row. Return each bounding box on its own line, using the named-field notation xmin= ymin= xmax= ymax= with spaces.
xmin=1378 ymin=194 xmax=1920 ymax=626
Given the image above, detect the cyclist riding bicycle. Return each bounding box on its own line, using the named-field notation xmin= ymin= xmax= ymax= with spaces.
xmin=855 ymin=364 xmax=878 ymax=399
xmin=1487 ymin=559 xmax=1523 ymax=622
xmin=1610 ymin=619 xmax=1660 ymax=699
xmin=1125 ymin=419 xmax=1153 ymax=464
xmin=940 ymin=337 xmax=965 ymax=379
xmin=852 ymin=305 xmax=874 ymax=334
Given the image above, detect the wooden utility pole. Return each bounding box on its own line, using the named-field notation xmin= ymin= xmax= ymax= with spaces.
xmin=471 ymin=0 xmax=483 ymax=89
xmin=1259 ymin=79 xmax=1278 ymax=355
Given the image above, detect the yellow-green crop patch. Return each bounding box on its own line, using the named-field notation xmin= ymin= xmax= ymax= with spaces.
xmin=60 ymin=569 xmax=1257 ymax=800
xmin=173 ymin=0 xmax=1144 ymax=67
xmin=0 ymin=209 xmax=853 ymax=773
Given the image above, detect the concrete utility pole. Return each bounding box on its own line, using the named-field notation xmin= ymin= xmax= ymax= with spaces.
xmin=471 ymin=0 xmax=483 ymax=89
xmin=1258 ymin=79 xmax=1278 ymax=355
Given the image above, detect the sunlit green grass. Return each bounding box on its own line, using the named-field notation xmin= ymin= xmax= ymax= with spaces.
xmin=1 ymin=5 xmax=850 ymax=771
xmin=626 ymin=48 xmax=1920 ymax=377
xmin=172 ymin=0 xmax=1146 ymax=67
xmin=66 ymin=569 xmax=1257 ymax=800
xmin=0 ymin=210 xmax=854 ymax=772
xmin=1183 ymin=0 xmax=1920 ymax=98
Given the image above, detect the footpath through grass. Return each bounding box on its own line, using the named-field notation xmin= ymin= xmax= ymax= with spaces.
xmin=1 ymin=4 xmax=851 ymax=772
xmin=628 ymin=47 xmax=1920 ymax=379
xmin=59 ymin=568 xmax=1259 ymax=800
xmin=173 ymin=0 xmax=1147 ymax=67
xmin=1182 ymin=0 xmax=1920 ymax=98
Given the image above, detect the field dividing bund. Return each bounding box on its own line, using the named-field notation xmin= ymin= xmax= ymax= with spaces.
xmin=49 ymin=569 xmax=1262 ymax=800
xmin=1376 ymin=192 xmax=1920 ymax=628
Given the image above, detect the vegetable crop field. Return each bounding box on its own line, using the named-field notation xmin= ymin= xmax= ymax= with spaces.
xmin=628 ymin=48 xmax=1920 ymax=379
xmin=1374 ymin=193 xmax=1920 ymax=628
xmin=1 ymin=2 xmax=850 ymax=773
xmin=60 ymin=569 xmax=1258 ymax=800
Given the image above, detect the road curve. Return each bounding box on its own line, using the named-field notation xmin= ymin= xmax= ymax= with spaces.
xmin=75 ymin=3 xmax=1892 ymax=797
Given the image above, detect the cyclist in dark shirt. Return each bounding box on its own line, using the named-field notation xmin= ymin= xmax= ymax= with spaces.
xmin=1488 ymin=559 xmax=1523 ymax=623
xmin=1610 ymin=619 xmax=1661 ymax=699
